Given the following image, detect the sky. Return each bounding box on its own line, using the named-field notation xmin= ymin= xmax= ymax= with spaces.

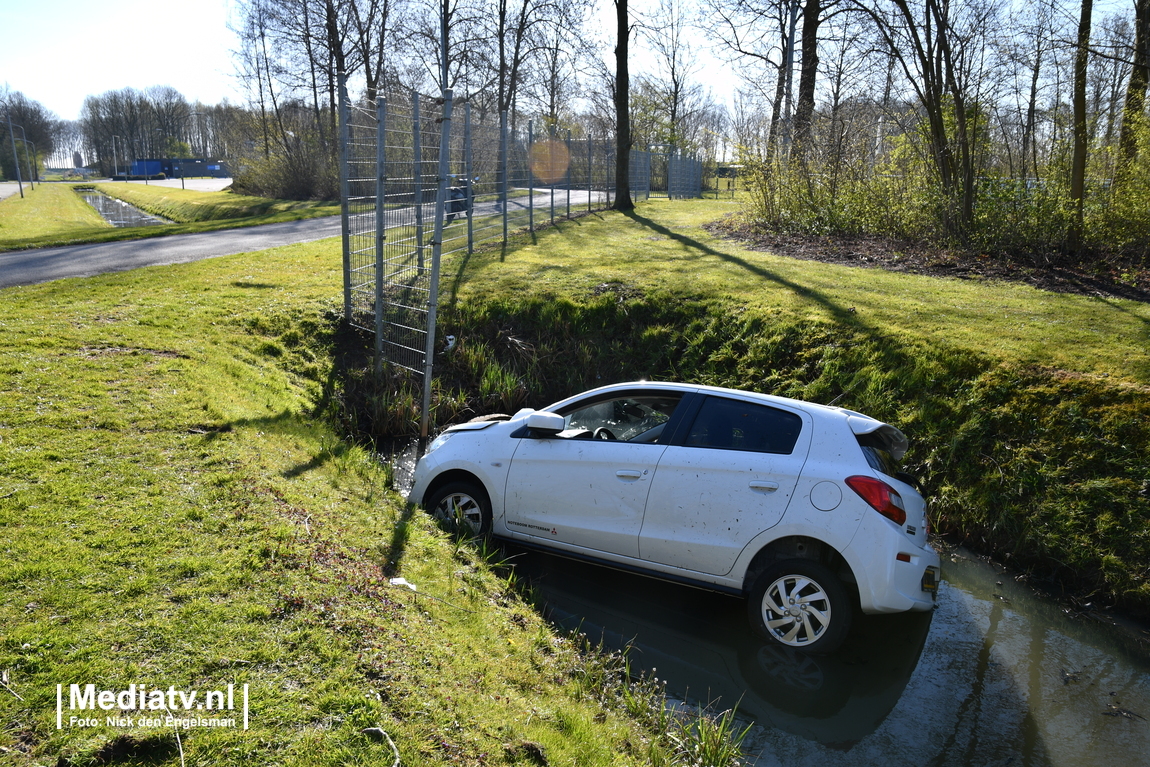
xmin=0 ymin=0 xmax=731 ymax=123
xmin=0 ymin=0 xmax=243 ymax=121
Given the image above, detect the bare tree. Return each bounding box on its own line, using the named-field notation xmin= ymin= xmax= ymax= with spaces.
xmin=848 ymin=0 xmax=1002 ymax=239
xmin=644 ymin=0 xmax=702 ymax=149
xmin=614 ymin=0 xmax=634 ymax=210
xmin=530 ymin=3 xmax=596 ymax=128
xmin=702 ymin=0 xmax=795 ymax=157
xmin=2 ymin=88 xmax=58 ymax=181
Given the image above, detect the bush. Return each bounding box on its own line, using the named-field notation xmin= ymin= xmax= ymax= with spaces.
xmin=232 ymin=138 xmax=337 ymax=201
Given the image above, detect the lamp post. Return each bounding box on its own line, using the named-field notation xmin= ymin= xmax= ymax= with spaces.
xmin=19 ymin=138 xmax=38 ymax=187
xmin=112 ymin=135 xmax=122 ymax=179
xmin=12 ymin=123 xmax=34 ymax=190
xmin=186 ymin=111 xmax=204 ymax=188
xmin=5 ymin=109 xmax=24 ymax=198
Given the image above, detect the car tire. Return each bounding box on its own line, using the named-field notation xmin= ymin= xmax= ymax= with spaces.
xmin=747 ymin=560 xmax=851 ymax=654
xmin=425 ymin=481 xmax=491 ymax=538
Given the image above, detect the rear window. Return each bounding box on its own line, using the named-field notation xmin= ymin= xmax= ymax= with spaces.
xmin=684 ymin=397 xmax=802 ymax=454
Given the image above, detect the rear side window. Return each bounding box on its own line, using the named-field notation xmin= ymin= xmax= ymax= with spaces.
xmin=857 ymin=432 xmax=899 ymax=475
xmin=684 ymin=397 xmax=802 ymax=454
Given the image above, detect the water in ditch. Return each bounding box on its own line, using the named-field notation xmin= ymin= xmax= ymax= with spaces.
xmin=75 ymin=188 xmax=170 ymax=227
xmin=509 ymin=544 xmax=1150 ymax=767
xmin=386 ymin=445 xmax=1150 ymax=765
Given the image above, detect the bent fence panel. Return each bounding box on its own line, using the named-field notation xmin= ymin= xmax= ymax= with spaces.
xmin=339 ymin=81 xmax=702 ymax=433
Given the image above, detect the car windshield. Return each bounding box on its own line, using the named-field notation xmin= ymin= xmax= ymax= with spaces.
xmin=561 ymin=395 xmax=680 ymax=443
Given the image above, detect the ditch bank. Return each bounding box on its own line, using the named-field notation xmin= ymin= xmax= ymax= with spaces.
xmin=315 ymin=289 xmax=1150 ymax=626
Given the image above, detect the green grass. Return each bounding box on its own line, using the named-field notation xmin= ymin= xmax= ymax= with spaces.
xmin=0 ymin=183 xmax=110 ymax=242
xmin=447 ymin=200 xmax=1150 ymax=386
xmin=0 ymin=241 xmax=726 ymax=766
xmin=4 ymin=192 xmax=1146 ymax=763
xmin=0 ymin=184 xmax=338 ymax=253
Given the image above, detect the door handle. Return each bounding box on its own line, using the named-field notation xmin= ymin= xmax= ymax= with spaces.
xmin=616 ymin=470 xmax=643 ymax=480
xmin=750 ymin=481 xmax=779 ymax=492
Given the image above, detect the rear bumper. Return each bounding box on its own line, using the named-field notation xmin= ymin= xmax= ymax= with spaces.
xmin=844 ymin=515 xmax=942 ymax=615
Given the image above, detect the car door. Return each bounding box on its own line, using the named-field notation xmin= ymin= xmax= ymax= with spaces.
xmin=503 ymin=393 xmax=680 ymax=557
xmin=639 ymin=395 xmax=811 ymax=575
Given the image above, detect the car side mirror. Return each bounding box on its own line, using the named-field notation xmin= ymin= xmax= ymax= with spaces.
xmin=525 ymin=411 xmax=565 ymax=435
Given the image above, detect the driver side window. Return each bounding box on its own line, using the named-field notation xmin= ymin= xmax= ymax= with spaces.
xmin=562 ymin=395 xmax=681 ymax=443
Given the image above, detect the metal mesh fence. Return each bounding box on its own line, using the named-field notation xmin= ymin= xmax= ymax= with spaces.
xmin=339 ymin=81 xmax=701 ymax=433
xmin=343 ymin=93 xmax=445 ymax=376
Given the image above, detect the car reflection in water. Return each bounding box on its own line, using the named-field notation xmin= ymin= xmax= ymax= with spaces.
xmin=514 ymin=546 xmax=932 ymax=747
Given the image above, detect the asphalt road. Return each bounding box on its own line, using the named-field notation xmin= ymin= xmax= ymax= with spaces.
xmin=0 ymin=186 xmax=608 ymax=290
xmin=0 ymin=181 xmax=29 ymax=201
xmin=0 ymin=215 xmax=342 ymax=289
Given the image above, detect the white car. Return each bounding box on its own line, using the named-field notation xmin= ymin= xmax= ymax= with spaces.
xmin=408 ymin=381 xmax=940 ymax=653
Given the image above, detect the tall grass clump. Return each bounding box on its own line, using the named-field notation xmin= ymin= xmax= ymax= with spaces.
xmin=565 ymin=636 xmax=751 ymax=767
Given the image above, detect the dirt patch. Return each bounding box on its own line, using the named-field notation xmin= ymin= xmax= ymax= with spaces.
xmin=706 ymin=219 xmax=1150 ymax=303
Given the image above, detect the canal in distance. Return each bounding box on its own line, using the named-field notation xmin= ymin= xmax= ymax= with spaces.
xmin=75 ymin=188 xmax=170 ymax=227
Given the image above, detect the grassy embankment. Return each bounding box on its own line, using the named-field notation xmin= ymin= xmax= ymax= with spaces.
xmin=349 ymin=199 xmax=1150 ymax=620
xmin=0 ymin=183 xmax=339 ymax=253
xmin=3 ymin=195 xmax=1148 ymax=763
xmin=0 ymin=242 xmax=732 ymax=766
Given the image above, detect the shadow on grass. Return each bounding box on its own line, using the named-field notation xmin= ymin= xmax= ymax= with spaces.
xmin=1088 ymin=295 xmax=1150 ymax=382
xmin=623 ymin=209 xmax=876 ymax=333
xmin=381 ymin=502 xmax=418 ymax=577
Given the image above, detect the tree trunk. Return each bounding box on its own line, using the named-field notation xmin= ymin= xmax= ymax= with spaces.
xmin=613 ymin=0 xmax=634 ymax=211
xmin=1117 ymin=0 xmax=1149 ymax=185
xmin=1069 ymin=0 xmax=1093 ymax=251
xmin=1024 ymin=41 xmax=1042 ymax=181
xmin=793 ymin=0 xmax=821 ymax=157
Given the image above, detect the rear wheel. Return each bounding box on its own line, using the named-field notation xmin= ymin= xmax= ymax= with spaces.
xmin=426 ymin=481 xmax=491 ymax=538
xmin=747 ymin=560 xmax=851 ymax=654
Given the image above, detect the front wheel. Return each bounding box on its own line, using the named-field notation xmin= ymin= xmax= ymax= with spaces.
xmin=425 ymin=481 xmax=491 ymax=538
xmin=747 ymin=560 xmax=851 ymax=654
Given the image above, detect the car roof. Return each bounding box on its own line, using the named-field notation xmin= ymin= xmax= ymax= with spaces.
xmin=553 ymin=380 xmax=845 ymax=417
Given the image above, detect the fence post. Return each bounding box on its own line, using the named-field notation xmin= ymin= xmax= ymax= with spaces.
xmin=338 ymin=71 xmax=352 ymax=322
xmin=413 ymin=91 xmax=424 ymax=269
xmin=465 ymin=101 xmax=474 ymax=255
xmin=501 ymin=110 xmax=508 ymax=243
xmin=549 ymin=126 xmax=555 ymax=226
xmin=420 ymin=89 xmax=454 ymax=442
xmin=646 ymin=145 xmax=652 ymax=201
xmin=528 ymin=120 xmax=534 ymax=232
xmin=587 ymin=134 xmax=593 ymax=213
xmin=566 ymin=129 xmax=571 ymax=219
xmin=606 ymin=135 xmax=612 ymax=208
xmin=374 ymin=98 xmax=387 ymax=383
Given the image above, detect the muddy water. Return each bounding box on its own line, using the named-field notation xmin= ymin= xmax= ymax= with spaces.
xmin=76 ymin=189 xmax=169 ymax=227
xmin=389 ymin=442 xmax=1150 ymax=765
xmin=510 ymin=545 xmax=1150 ymax=767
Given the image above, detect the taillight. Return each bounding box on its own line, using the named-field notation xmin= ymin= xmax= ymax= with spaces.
xmin=845 ymin=475 xmax=906 ymax=525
